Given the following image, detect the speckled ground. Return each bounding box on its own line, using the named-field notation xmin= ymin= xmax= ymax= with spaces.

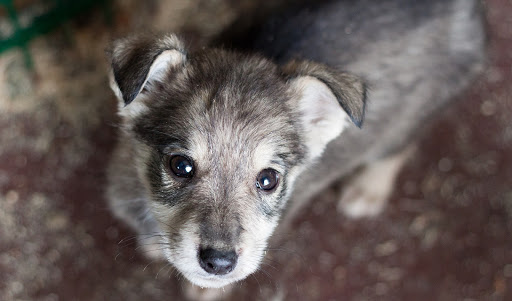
xmin=1 ymin=0 xmax=511 ymax=300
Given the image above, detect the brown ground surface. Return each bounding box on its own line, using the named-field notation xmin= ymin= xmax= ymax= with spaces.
xmin=1 ymin=0 xmax=511 ymax=300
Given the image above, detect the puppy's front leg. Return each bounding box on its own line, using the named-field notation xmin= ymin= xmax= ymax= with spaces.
xmin=338 ymin=145 xmax=416 ymax=218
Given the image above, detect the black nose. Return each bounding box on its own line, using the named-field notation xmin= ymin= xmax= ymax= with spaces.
xmin=198 ymin=248 xmax=238 ymax=275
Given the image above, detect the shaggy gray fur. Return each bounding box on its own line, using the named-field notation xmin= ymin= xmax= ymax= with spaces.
xmin=106 ymin=0 xmax=485 ymax=289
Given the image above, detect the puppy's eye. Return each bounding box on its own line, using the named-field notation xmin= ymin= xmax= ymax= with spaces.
xmin=169 ymin=155 xmax=194 ymax=178
xmin=256 ymin=169 xmax=279 ymax=192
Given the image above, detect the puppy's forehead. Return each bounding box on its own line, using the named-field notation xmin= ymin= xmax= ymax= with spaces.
xmin=188 ymin=121 xmax=285 ymax=174
xmin=183 ymin=51 xmax=302 ymax=166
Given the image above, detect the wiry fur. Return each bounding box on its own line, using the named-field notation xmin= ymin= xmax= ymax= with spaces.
xmin=106 ymin=0 xmax=486 ymax=293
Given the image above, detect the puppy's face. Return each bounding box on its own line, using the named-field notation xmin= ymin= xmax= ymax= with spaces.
xmin=109 ymin=34 xmax=365 ymax=288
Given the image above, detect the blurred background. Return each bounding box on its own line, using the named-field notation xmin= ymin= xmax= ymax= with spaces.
xmin=0 ymin=0 xmax=511 ymax=300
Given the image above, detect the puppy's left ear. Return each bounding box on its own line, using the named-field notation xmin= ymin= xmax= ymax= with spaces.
xmin=283 ymin=60 xmax=367 ymax=159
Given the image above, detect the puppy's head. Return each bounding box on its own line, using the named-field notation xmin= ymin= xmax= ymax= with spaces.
xmin=108 ymin=34 xmax=366 ymax=288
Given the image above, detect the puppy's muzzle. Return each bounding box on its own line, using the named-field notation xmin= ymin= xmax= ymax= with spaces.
xmin=199 ymin=248 xmax=238 ymax=275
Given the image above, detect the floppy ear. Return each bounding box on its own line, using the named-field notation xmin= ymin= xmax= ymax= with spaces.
xmin=283 ymin=60 xmax=367 ymax=159
xmin=108 ymin=34 xmax=187 ymax=115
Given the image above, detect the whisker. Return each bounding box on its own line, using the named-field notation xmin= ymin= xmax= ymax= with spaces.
xmin=156 ymin=263 xmax=171 ymax=279
xmin=260 ymin=261 xmax=278 ymax=271
xmin=165 ymin=264 xmax=175 ymax=278
xmin=137 ymin=246 xmax=170 ymax=254
xmin=118 ymin=232 xmax=165 ymax=245
xmin=134 ymin=240 xmax=170 ymax=249
xmin=251 ymin=273 xmax=263 ymax=294
xmin=143 ymin=260 xmax=158 ymax=271
xmin=258 ymin=267 xmax=274 ymax=285
xmin=167 ymin=265 xmax=180 ymax=281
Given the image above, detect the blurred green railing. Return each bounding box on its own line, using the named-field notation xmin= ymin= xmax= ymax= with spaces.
xmin=0 ymin=0 xmax=111 ymax=67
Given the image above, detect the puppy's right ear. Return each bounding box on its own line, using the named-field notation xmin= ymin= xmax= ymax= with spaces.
xmin=108 ymin=34 xmax=187 ymax=114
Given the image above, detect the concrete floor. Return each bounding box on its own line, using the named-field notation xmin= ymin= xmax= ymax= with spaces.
xmin=1 ymin=0 xmax=511 ymax=300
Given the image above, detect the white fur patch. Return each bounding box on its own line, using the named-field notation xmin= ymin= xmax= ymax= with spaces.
xmin=140 ymin=49 xmax=185 ymax=95
xmin=292 ymin=76 xmax=350 ymax=159
xmin=109 ymin=70 xmax=124 ymax=102
xmin=117 ymin=94 xmax=150 ymax=119
xmin=252 ymin=142 xmax=283 ymax=172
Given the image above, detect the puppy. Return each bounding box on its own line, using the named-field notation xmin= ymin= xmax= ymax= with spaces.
xmin=106 ymin=0 xmax=485 ymax=295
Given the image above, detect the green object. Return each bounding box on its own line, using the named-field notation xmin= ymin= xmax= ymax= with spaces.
xmin=0 ymin=0 xmax=111 ymax=68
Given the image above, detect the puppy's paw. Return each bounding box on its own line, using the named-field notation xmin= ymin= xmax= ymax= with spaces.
xmin=337 ymin=145 xmax=415 ymax=218
xmin=137 ymin=235 xmax=167 ymax=261
xmin=337 ymin=184 xmax=389 ymax=218
xmin=184 ymin=283 xmax=233 ymax=301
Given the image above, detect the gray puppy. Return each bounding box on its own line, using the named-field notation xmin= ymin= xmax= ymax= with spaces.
xmin=106 ymin=0 xmax=485 ymax=292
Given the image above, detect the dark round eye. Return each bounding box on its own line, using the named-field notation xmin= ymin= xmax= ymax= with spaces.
xmin=256 ymin=169 xmax=279 ymax=192
xmin=169 ymin=155 xmax=194 ymax=178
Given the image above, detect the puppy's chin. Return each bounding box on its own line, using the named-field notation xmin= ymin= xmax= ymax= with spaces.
xmin=184 ymin=273 xmax=242 ymax=289
xmin=176 ymin=257 xmax=262 ymax=288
